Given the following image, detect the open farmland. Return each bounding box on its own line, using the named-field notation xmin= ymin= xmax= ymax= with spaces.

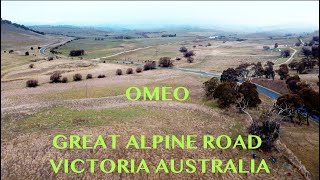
xmin=1 ymin=2 xmax=319 ymax=178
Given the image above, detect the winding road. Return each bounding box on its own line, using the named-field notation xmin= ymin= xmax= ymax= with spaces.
xmin=274 ymin=47 xmax=297 ymax=66
xmin=38 ymin=40 xmax=318 ymax=123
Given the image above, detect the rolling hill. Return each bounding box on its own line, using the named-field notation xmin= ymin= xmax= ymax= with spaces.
xmin=1 ymin=19 xmax=50 ymax=49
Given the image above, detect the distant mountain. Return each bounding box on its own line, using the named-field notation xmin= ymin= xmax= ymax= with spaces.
xmin=30 ymin=25 xmax=112 ymax=38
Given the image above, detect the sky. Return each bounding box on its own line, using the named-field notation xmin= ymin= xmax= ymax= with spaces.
xmin=1 ymin=1 xmax=319 ymax=29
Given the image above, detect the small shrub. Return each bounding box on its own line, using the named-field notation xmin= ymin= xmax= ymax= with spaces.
xmin=61 ymin=77 xmax=68 ymax=83
xmin=73 ymin=73 xmax=82 ymax=81
xmin=136 ymin=67 xmax=143 ymax=73
xmin=86 ymin=74 xmax=93 ymax=79
xmin=263 ymin=46 xmax=270 ymax=50
xmin=249 ymin=119 xmax=280 ymax=151
xmin=50 ymin=72 xmax=62 ymax=83
xmin=179 ymin=47 xmax=188 ymax=52
xmin=25 ymin=52 xmax=29 ymax=56
xmin=30 ymin=47 xmax=34 ymax=50
xmin=97 ymin=74 xmax=106 ymax=78
xmin=9 ymin=50 xmax=14 ymax=53
xmin=26 ymin=79 xmax=38 ymax=87
xmin=116 ymin=69 xmax=123 ymax=75
xmin=126 ymin=68 xmax=133 ymax=74
xmin=176 ymin=57 xmax=181 ymax=60
xmin=207 ymin=43 xmax=211 ymax=46
xmin=183 ymin=50 xmax=195 ymax=57
xmin=187 ymin=57 xmax=194 ymax=63
xmin=48 ymin=57 xmax=54 ymax=61
xmin=143 ymin=61 xmax=156 ymax=71
xmin=159 ymin=57 xmax=173 ymax=67
xmin=38 ymin=46 xmax=41 ymax=49
xmin=280 ymin=49 xmax=291 ymax=57
xmin=29 ymin=64 xmax=34 ymax=68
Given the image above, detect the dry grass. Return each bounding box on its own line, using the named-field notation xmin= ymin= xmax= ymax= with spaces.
xmin=1 ymin=106 xmax=304 ymax=179
xmin=1 ymin=33 xmax=318 ymax=179
xmin=280 ymin=121 xmax=319 ymax=179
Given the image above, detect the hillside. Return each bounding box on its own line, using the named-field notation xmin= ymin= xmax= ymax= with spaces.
xmin=1 ymin=19 xmax=49 ymax=49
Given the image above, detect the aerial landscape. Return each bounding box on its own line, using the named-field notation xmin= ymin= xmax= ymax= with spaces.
xmin=1 ymin=1 xmax=319 ymax=179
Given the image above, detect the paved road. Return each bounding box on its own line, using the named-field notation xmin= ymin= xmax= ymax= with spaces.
xmin=39 ymin=39 xmax=74 ymax=56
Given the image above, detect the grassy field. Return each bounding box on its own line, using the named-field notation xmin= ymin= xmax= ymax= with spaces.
xmin=50 ymin=36 xmax=196 ymax=59
xmin=1 ymin=29 xmax=319 ymax=179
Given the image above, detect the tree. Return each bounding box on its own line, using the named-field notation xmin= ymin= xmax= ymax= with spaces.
xmin=126 ymin=68 xmax=133 ymax=74
xmin=274 ymin=43 xmax=278 ymax=48
xmin=302 ymin=47 xmax=312 ymax=59
xmin=61 ymin=77 xmax=68 ymax=83
xmin=86 ymin=74 xmax=93 ymax=79
xmin=295 ymin=41 xmax=301 ymax=46
xmin=179 ymin=47 xmax=188 ymax=53
xmin=159 ymin=57 xmax=173 ymax=67
xmin=213 ymin=82 xmax=240 ymax=108
xmin=281 ymin=49 xmax=291 ymax=57
xmin=249 ymin=118 xmax=280 ymax=151
xmin=311 ymin=45 xmax=319 ymax=59
xmin=276 ymin=64 xmax=289 ymax=80
xmin=73 ymin=73 xmax=82 ymax=81
xmin=136 ymin=67 xmax=142 ymax=73
xmin=264 ymin=61 xmax=275 ymax=80
xmin=312 ymin=36 xmax=319 ymax=42
xmin=255 ymin=62 xmax=265 ymax=77
xmin=301 ymin=58 xmax=316 ymax=69
xmin=50 ymin=72 xmax=62 ymax=83
xmin=26 ymin=79 xmax=39 ymax=88
xmin=285 ymin=75 xmax=300 ymax=93
xmin=286 ymin=75 xmax=300 ymax=84
xmin=298 ymin=88 xmax=320 ymax=125
xmin=183 ymin=51 xmax=195 ymax=57
xmin=69 ymin=50 xmax=84 ymax=56
xmin=220 ymin=68 xmax=239 ymax=82
xmin=238 ymin=81 xmax=261 ymax=108
xmin=297 ymin=62 xmax=305 ymax=74
xmin=274 ymin=94 xmax=303 ymax=123
xmin=203 ymin=77 xmax=220 ymax=98
xmin=143 ymin=61 xmax=156 ymax=71
xmin=116 ymin=69 xmax=123 ymax=75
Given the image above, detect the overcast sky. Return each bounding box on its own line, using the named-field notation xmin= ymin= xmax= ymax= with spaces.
xmin=1 ymin=1 xmax=319 ymax=28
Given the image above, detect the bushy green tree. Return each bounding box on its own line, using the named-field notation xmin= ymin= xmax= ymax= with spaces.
xmin=203 ymin=77 xmax=220 ymax=98
xmin=213 ymin=82 xmax=240 ymax=108
xmin=238 ymin=81 xmax=261 ymax=108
